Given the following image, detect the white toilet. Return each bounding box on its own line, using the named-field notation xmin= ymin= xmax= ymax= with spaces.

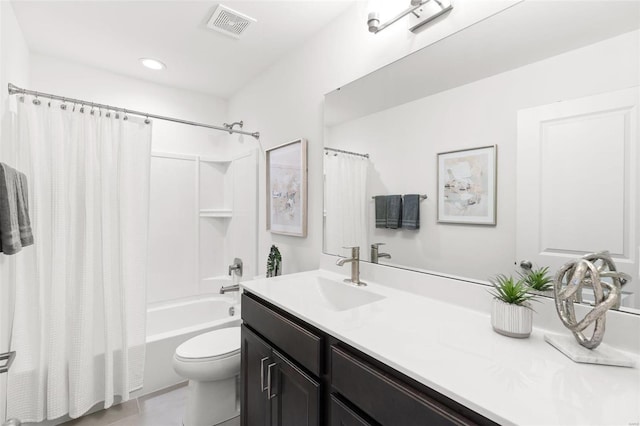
xmin=173 ymin=327 xmax=241 ymax=426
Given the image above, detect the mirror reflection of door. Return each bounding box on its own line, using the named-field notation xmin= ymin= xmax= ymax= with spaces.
xmin=516 ymin=87 xmax=639 ymax=308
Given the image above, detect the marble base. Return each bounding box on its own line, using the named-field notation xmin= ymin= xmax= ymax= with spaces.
xmin=544 ymin=334 xmax=636 ymax=368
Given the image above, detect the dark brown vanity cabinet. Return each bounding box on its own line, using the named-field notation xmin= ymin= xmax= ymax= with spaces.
xmin=241 ymin=294 xmax=321 ymax=426
xmin=241 ymin=292 xmax=495 ymax=426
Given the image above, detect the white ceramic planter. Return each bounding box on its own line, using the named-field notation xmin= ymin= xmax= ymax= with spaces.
xmin=491 ymin=298 xmax=533 ymax=338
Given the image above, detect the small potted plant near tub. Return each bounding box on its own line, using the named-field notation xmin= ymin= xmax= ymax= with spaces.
xmin=518 ymin=266 xmax=554 ymax=297
xmin=266 ymin=245 xmax=282 ymax=278
xmin=489 ymin=274 xmax=537 ymax=338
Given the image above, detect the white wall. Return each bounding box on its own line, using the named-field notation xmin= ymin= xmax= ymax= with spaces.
xmin=327 ymin=30 xmax=639 ymax=280
xmin=0 ymin=2 xmax=30 ymax=422
xmin=229 ymin=0 xmax=519 ymax=275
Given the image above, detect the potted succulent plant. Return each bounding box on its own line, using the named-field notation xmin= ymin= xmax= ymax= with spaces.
xmin=518 ymin=266 xmax=554 ymax=297
xmin=266 ymin=245 xmax=282 ymax=278
xmin=489 ymin=274 xmax=537 ymax=338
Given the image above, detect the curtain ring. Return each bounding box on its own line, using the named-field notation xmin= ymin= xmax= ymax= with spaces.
xmin=144 ymin=115 xmax=151 ymax=125
xmin=123 ymin=109 xmax=128 ymax=121
xmin=80 ymin=104 xmax=85 ymax=114
xmin=60 ymin=97 xmax=67 ymax=110
xmin=32 ymin=92 xmax=41 ymax=106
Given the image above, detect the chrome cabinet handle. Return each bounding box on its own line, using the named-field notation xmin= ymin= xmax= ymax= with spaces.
xmin=260 ymin=357 xmax=269 ymax=392
xmin=267 ymin=362 xmax=277 ymax=399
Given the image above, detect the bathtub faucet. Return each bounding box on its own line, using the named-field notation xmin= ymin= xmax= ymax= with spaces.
xmin=228 ymin=258 xmax=243 ymax=277
xmin=220 ymin=284 xmax=240 ymax=294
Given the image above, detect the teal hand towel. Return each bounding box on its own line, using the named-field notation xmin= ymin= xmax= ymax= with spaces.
xmin=386 ymin=195 xmax=402 ymax=229
xmin=402 ymin=194 xmax=420 ymax=230
xmin=0 ymin=163 xmax=21 ymax=254
xmin=16 ymin=172 xmax=34 ymax=246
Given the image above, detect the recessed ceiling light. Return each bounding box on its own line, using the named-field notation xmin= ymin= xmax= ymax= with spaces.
xmin=139 ymin=58 xmax=166 ymax=71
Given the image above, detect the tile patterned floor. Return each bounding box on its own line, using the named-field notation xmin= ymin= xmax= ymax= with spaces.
xmin=59 ymin=383 xmax=240 ymax=426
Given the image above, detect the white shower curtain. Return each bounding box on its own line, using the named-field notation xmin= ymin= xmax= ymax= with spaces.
xmin=3 ymin=97 xmax=151 ymax=422
xmin=324 ymin=152 xmax=369 ymax=255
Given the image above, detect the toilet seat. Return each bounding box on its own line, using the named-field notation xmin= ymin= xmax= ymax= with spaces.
xmin=175 ymin=327 xmax=240 ymax=362
xmin=173 ymin=327 xmax=241 ymax=382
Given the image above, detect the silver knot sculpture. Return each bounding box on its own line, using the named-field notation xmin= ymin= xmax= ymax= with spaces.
xmin=553 ymin=251 xmax=630 ymax=349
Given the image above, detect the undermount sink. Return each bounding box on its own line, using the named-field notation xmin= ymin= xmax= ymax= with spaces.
xmin=314 ymin=277 xmax=385 ymax=312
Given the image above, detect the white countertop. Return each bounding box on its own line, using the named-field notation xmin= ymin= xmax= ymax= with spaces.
xmin=241 ymin=269 xmax=640 ymax=426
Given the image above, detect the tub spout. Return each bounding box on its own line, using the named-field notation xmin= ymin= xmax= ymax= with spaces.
xmin=220 ymin=284 xmax=240 ymax=294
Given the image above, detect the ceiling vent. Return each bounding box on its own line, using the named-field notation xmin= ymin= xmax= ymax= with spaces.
xmin=207 ymin=4 xmax=257 ymax=39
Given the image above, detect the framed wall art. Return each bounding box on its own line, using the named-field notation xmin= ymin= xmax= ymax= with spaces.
xmin=437 ymin=145 xmax=497 ymax=225
xmin=266 ymin=139 xmax=308 ymax=237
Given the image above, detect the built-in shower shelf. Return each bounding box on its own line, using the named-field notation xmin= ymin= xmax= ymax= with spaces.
xmin=199 ymin=156 xmax=232 ymax=164
xmin=200 ymin=209 xmax=233 ymax=218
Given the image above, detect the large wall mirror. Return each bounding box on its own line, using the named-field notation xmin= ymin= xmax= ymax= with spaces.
xmin=323 ymin=1 xmax=640 ymax=313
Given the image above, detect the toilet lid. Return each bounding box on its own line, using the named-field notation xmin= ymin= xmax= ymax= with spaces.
xmin=176 ymin=327 xmax=241 ymax=360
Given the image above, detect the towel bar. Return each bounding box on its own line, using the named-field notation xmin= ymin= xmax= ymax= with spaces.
xmin=0 ymin=351 xmax=16 ymax=374
xmin=371 ymin=194 xmax=427 ymax=200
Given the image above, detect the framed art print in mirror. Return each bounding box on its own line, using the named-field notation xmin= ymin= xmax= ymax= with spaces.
xmin=437 ymin=145 xmax=497 ymax=225
xmin=266 ymin=138 xmax=308 ymax=237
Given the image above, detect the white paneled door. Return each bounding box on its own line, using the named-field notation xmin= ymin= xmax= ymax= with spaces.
xmin=516 ymin=87 xmax=639 ymax=304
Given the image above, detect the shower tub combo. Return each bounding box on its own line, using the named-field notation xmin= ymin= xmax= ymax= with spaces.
xmin=140 ymin=294 xmax=241 ymax=395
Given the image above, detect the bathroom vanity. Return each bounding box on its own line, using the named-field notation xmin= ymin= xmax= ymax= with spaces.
xmin=241 ymin=291 xmax=491 ymax=426
xmin=240 ymin=268 xmax=640 ymax=426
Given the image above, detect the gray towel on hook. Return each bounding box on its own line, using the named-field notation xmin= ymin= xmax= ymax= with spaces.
xmin=374 ymin=196 xmax=387 ymax=228
xmin=0 ymin=163 xmax=22 ymax=254
xmin=16 ymin=172 xmax=34 ymax=247
xmin=386 ymin=195 xmax=402 ymax=229
xmin=402 ymin=194 xmax=420 ymax=230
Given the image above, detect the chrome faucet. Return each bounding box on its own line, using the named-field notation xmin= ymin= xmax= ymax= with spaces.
xmin=228 ymin=258 xmax=243 ymax=277
xmin=222 ymin=258 xmax=243 ymax=294
xmin=220 ymin=284 xmax=240 ymax=294
xmin=336 ymin=246 xmax=366 ymax=286
xmin=371 ymin=243 xmax=391 ymax=264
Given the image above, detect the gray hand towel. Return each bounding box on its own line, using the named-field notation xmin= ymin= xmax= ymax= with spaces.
xmin=16 ymin=172 xmax=34 ymax=247
xmin=0 ymin=163 xmax=22 ymax=254
xmin=386 ymin=195 xmax=402 ymax=229
xmin=374 ymin=196 xmax=387 ymax=228
xmin=402 ymin=194 xmax=420 ymax=230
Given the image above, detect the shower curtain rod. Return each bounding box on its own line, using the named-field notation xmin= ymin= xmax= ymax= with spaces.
xmin=7 ymin=83 xmax=260 ymax=139
xmin=324 ymin=147 xmax=370 ymax=158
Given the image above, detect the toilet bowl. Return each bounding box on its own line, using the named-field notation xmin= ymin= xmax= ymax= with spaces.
xmin=173 ymin=327 xmax=241 ymax=426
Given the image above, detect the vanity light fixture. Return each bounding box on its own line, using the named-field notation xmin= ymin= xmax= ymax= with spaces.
xmin=139 ymin=58 xmax=166 ymax=71
xmin=367 ymin=0 xmax=453 ymax=34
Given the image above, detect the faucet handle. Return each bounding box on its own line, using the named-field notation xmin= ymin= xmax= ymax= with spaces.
xmin=371 ymin=242 xmax=386 ymax=247
xmin=228 ymin=258 xmax=243 ymax=277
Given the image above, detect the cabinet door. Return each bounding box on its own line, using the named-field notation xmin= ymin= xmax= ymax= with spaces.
xmin=330 ymin=394 xmax=373 ymax=426
xmin=241 ymin=325 xmax=272 ymax=426
xmin=270 ymin=349 xmax=321 ymax=426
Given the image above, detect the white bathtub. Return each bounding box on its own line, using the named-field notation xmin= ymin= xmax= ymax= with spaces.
xmin=136 ymin=294 xmax=242 ymax=396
